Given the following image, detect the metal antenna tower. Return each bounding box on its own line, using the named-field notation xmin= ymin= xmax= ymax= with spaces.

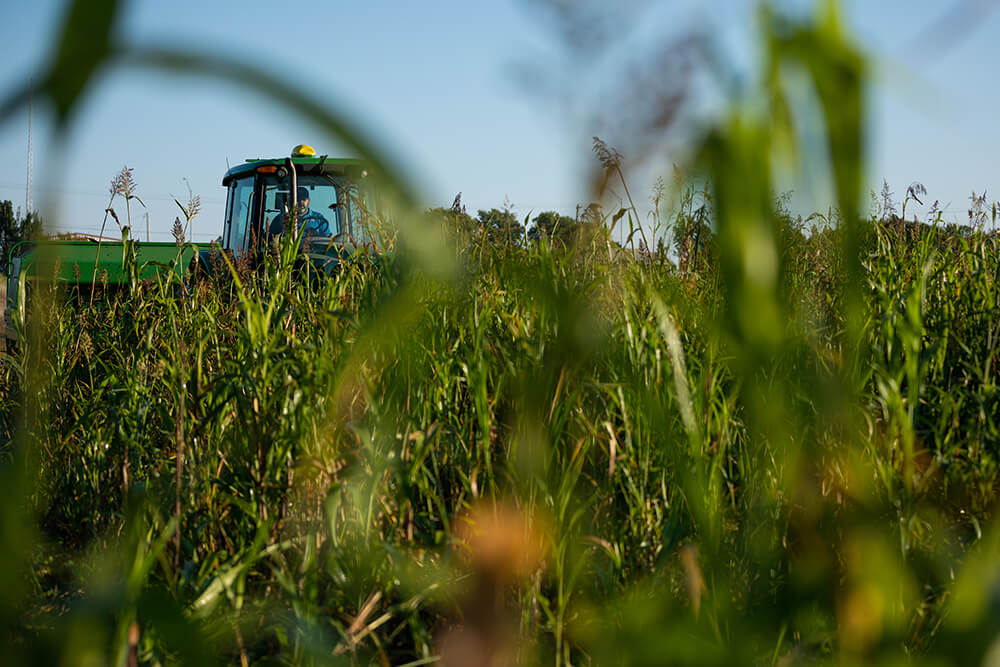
xmin=25 ymin=85 xmax=32 ymax=217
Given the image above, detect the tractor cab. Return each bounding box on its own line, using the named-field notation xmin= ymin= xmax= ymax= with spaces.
xmin=218 ymin=144 xmax=377 ymax=264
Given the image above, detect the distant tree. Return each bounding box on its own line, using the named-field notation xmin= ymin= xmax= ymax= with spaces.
xmin=0 ymin=200 xmax=16 ymax=270
xmin=476 ymin=207 xmax=523 ymax=246
xmin=527 ymin=211 xmax=577 ymax=246
xmin=0 ymin=200 xmax=45 ymax=272
xmin=20 ymin=210 xmax=44 ymax=245
xmin=430 ymin=195 xmax=525 ymax=247
xmin=429 ymin=192 xmax=477 ymax=238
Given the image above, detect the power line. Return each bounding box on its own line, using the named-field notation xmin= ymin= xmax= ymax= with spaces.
xmin=0 ymin=182 xmax=224 ymax=205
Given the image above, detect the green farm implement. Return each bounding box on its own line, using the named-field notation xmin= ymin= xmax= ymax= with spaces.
xmin=4 ymin=145 xmax=378 ymax=340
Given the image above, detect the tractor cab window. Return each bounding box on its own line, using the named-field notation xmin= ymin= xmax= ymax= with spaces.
xmin=224 ymin=176 xmax=255 ymax=255
xmin=262 ymin=174 xmax=345 ymax=241
xmin=344 ymin=183 xmax=373 ymax=245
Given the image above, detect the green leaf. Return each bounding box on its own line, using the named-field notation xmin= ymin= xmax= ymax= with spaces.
xmin=47 ymin=0 xmax=122 ymax=125
xmin=117 ymin=45 xmax=421 ymax=210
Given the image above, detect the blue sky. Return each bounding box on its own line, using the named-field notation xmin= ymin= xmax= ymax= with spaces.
xmin=0 ymin=0 xmax=997 ymax=242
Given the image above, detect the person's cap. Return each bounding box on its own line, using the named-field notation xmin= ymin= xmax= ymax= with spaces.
xmin=297 ymin=186 xmax=310 ymax=200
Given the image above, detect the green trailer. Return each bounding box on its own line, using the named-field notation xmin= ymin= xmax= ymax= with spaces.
xmin=7 ymin=239 xmax=193 ymax=285
xmin=4 ymin=239 xmax=195 ymax=339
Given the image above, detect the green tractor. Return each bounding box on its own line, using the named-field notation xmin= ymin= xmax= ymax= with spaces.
xmin=4 ymin=145 xmax=380 ymax=340
xmin=202 ymin=143 xmax=377 ymax=274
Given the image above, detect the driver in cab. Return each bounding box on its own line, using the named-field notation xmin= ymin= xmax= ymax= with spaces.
xmin=269 ymin=186 xmax=331 ymax=240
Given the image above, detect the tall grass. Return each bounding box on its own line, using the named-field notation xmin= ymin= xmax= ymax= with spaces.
xmin=2 ymin=188 xmax=999 ymax=664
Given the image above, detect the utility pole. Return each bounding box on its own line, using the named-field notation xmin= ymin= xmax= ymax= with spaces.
xmin=25 ymin=84 xmax=32 ymax=218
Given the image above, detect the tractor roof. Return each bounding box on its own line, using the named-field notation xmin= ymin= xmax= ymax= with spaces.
xmin=222 ymin=155 xmax=368 ymax=186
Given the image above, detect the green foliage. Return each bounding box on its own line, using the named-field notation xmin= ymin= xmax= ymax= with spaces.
xmin=0 ymin=200 xmax=45 ymax=270
xmin=475 ymin=207 xmax=524 ymax=246
xmin=4 ymin=194 xmax=1000 ymax=665
xmin=669 ymin=186 xmax=714 ymax=275
xmin=528 ymin=211 xmax=578 ymax=246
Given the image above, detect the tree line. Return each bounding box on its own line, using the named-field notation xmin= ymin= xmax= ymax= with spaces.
xmin=428 ymin=193 xmax=603 ymax=248
xmin=0 ymin=200 xmax=43 ymax=272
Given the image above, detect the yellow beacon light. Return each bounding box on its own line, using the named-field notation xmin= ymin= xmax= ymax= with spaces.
xmin=291 ymin=144 xmax=316 ymax=157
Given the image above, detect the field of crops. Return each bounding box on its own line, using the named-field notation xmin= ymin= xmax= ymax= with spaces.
xmin=3 ymin=1 xmax=1000 ymax=665
xmin=1 ymin=190 xmax=999 ymax=665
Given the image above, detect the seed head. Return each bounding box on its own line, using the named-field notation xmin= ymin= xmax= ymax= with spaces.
xmin=172 ymin=217 xmax=185 ymax=245
xmin=111 ymin=165 xmax=137 ymax=198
